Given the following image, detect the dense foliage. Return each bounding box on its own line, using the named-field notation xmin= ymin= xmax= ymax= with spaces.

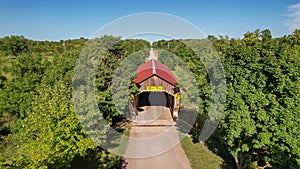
xmin=0 ymin=29 xmax=299 ymax=169
xmin=0 ymin=35 xmax=150 ymax=168
xmin=154 ymin=29 xmax=300 ymax=169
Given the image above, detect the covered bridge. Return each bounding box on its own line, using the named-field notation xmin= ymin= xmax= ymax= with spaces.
xmin=131 ymin=58 xmax=180 ymax=120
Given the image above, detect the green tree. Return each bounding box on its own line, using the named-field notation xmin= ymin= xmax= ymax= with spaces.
xmin=219 ymin=30 xmax=300 ymax=169
xmin=1 ymin=81 xmax=96 ymax=168
xmin=0 ymin=53 xmax=46 ymax=119
xmin=153 ymin=30 xmax=300 ymax=169
xmin=0 ymin=36 xmax=30 ymax=56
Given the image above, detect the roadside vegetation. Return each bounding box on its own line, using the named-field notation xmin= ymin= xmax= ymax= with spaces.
xmin=1 ymin=29 xmax=299 ymax=168
xmin=155 ymin=29 xmax=300 ymax=169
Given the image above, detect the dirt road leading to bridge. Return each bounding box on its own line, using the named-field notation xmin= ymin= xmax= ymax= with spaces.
xmin=124 ymin=106 xmax=192 ymax=169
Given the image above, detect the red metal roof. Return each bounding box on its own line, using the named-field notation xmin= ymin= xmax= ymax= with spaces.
xmin=134 ymin=59 xmax=177 ymax=85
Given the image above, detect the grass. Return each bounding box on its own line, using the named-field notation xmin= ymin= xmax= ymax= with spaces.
xmin=180 ymin=135 xmax=224 ymax=169
xmin=178 ymin=107 xmax=236 ymax=169
xmin=205 ymin=137 xmax=236 ymax=169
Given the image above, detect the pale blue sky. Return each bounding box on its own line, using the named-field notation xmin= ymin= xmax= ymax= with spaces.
xmin=1 ymin=0 xmax=300 ymax=41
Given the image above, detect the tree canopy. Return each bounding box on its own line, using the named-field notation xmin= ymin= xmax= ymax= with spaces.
xmin=154 ymin=30 xmax=300 ymax=169
xmin=0 ymin=30 xmax=299 ymax=169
